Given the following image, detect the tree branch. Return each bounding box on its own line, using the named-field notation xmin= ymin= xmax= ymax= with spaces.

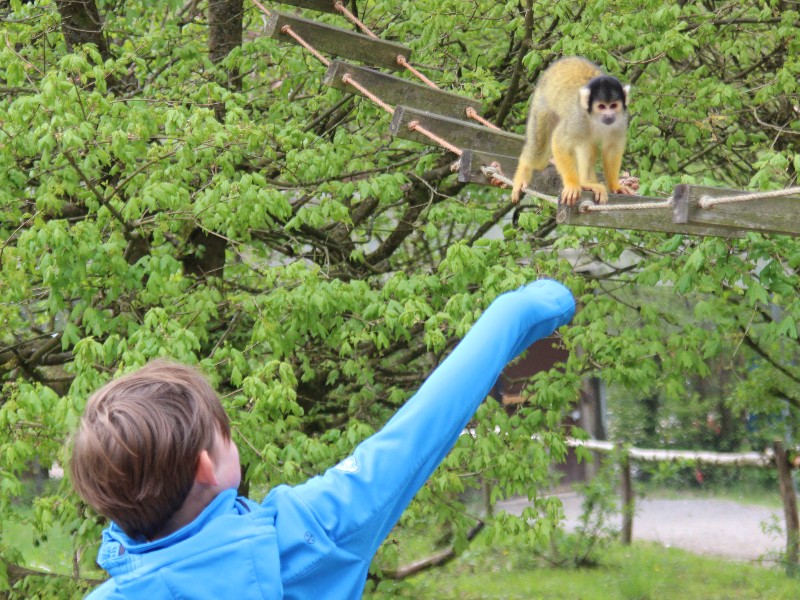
xmin=739 ymin=328 xmax=800 ymax=391
xmin=494 ymin=0 xmax=534 ymax=127
xmin=2 ymin=557 xmax=105 ymax=589
xmin=382 ymin=521 xmax=485 ymax=580
xmin=62 ymin=151 xmax=133 ymax=236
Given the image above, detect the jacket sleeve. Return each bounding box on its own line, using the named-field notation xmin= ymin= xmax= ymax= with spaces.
xmin=281 ymin=279 xmax=575 ymax=559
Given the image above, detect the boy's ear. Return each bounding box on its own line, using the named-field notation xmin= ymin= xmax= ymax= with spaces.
xmin=195 ymin=450 xmax=219 ymax=486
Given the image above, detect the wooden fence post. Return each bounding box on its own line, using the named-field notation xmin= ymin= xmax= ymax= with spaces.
xmin=619 ymin=445 xmax=634 ymax=545
xmin=481 ymin=478 xmax=494 ymax=519
xmin=773 ymin=440 xmax=800 ymax=575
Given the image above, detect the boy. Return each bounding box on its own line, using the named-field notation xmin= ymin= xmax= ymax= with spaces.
xmin=71 ymin=279 xmax=575 ymax=599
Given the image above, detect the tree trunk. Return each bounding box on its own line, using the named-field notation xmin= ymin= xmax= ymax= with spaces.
xmin=183 ymin=227 xmax=227 ymax=279
xmin=209 ymin=0 xmax=244 ymax=108
xmin=55 ymin=0 xmax=119 ymax=90
xmin=55 ymin=0 xmax=111 ymax=58
xmin=208 ymin=0 xmax=244 ymax=77
xmin=182 ymin=0 xmax=244 ymax=280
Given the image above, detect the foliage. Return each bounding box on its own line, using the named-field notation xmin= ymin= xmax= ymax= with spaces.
xmin=0 ymin=0 xmax=798 ymax=596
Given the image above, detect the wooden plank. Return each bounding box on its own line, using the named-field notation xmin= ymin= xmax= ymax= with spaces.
xmin=324 ymin=61 xmax=481 ymax=121
xmin=457 ymin=151 xmax=563 ymax=197
xmin=672 ymin=184 xmax=800 ymax=237
xmin=265 ymin=11 xmax=410 ymax=71
xmin=390 ymin=106 xmax=524 ymax=157
xmin=273 ymin=0 xmax=339 ymax=13
xmin=556 ymin=187 xmax=749 ymax=238
xmin=458 ymin=150 xmax=518 ymax=185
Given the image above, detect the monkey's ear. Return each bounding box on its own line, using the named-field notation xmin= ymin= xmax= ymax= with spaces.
xmin=579 ymin=86 xmax=591 ymax=112
xmin=623 ymin=84 xmax=631 ymax=106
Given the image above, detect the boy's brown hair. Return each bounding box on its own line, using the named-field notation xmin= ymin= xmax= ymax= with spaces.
xmin=70 ymin=360 xmax=231 ymax=540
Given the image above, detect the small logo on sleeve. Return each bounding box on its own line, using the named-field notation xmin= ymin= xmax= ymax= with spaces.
xmin=334 ymin=456 xmax=359 ymax=473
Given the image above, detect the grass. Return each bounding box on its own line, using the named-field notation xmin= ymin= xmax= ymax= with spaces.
xmin=2 ymin=509 xmax=77 ymax=575
xmin=1 ymin=484 xmax=104 ymax=597
xmin=370 ymin=537 xmax=800 ymax=600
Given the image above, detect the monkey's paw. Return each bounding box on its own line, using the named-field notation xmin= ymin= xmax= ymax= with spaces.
xmin=579 ymin=183 xmax=608 ymax=204
xmin=510 ymin=179 xmax=527 ymax=203
xmin=488 ymin=162 xmax=507 ymax=188
xmin=560 ymin=185 xmax=584 ymax=205
xmin=611 ymin=184 xmax=637 ymax=196
xmin=617 ymin=172 xmax=640 ymax=192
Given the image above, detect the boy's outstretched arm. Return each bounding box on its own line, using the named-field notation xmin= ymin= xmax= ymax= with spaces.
xmin=276 ymin=279 xmax=575 ymax=560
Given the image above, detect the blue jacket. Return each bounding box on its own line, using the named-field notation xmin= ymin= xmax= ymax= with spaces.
xmin=88 ymin=280 xmax=575 ymax=599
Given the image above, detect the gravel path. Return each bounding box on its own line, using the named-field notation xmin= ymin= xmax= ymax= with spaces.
xmin=497 ymin=493 xmax=785 ymax=563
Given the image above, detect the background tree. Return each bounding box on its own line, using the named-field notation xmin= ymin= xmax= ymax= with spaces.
xmin=0 ymin=0 xmax=798 ymax=597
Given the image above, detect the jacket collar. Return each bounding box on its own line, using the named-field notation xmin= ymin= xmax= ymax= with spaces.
xmin=97 ymin=488 xmax=243 ymax=572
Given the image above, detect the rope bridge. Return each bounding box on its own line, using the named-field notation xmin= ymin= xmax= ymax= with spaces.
xmin=252 ymin=0 xmax=800 ymax=238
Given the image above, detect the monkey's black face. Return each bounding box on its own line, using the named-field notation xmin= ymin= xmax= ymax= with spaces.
xmin=585 ymin=75 xmax=629 ymax=115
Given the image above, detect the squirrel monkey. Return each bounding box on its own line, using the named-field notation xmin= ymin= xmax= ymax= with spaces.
xmin=511 ymin=56 xmax=634 ymax=205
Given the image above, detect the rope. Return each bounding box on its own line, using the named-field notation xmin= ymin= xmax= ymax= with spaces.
xmin=395 ymin=55 xmax=440 ymax=89
xmin=333 ymin=2 xmax=378 ymax=38
xmin=465 ymin=107 xmax=501 ymax=131
xmin=341 ymin=74 xmax=394 ymax=114
xmin=280 ymin=25 xmax=330 ymax=66
xmin=339 ymin=75 xmax=461 ymax=156
xmin=481 ymin=165 xmax=558 ymax=205
xmin=408 ymin=120 xmax=462 ymax=156
xmin=339 ymin=76 xmax=461 ymax=156
xmin=250 ymin=0 xmax=271 ymax=18
xmin=699 ymin=186 xmax=800 ymax=209
xmin=579 ymin=198 xmax=672 ymax=212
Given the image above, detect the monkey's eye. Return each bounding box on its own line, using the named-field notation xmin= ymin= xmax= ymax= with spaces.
xmin=597 ymin=103 xmax=607 ymax=110
xmin=609 ymin=102 xmax=619 ymax=110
